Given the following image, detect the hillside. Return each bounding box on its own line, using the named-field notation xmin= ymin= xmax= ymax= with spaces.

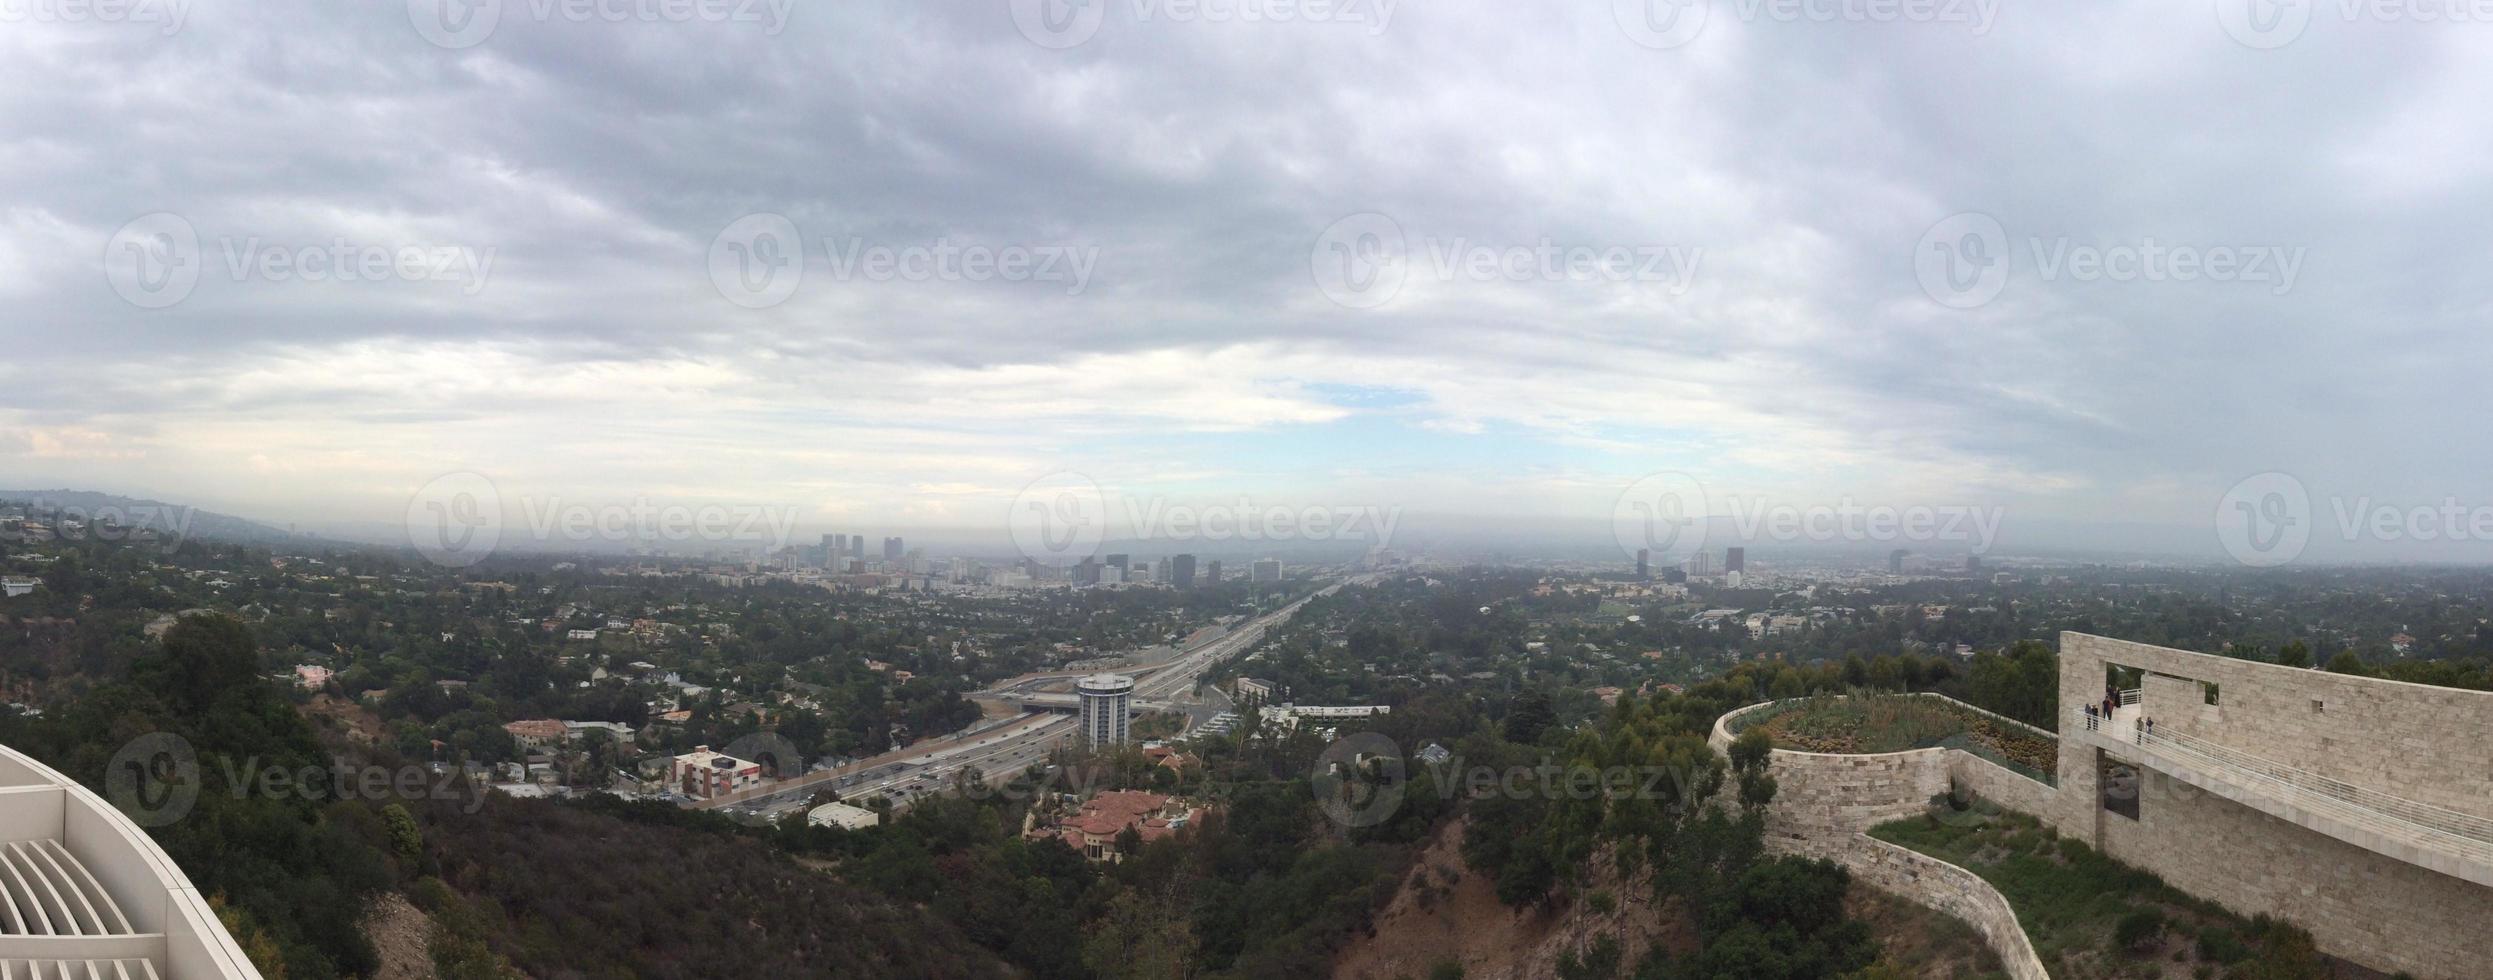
xmin=1 ymin=488 xmax=319 ymax=546
xmin=412 ymin=794 xmax=1016 ymax=980
xmin=1334 ymin=815 xmax=2001 ymax=980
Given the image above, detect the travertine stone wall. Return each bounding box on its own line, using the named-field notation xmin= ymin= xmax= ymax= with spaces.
xmin=1710 ymin=698 xmax=2057 ymax=979
xmin=2061 ymin=632 xmax=2493 ymax=814
xmin=1834 ymin=837 xmax=2051 ymax=980
xmin=1756 ymin=747 xmax=1954 ymax=845
xmin=2097 ymin=768 xmax=2493 ymax=980
xmin=1711 ymin=696 xmax=2062 ymax=847
xmin=1949 ymin=751 xmax=2053 ymax=818
xmin=2056 ymin=632 xmax=2493 ymax=980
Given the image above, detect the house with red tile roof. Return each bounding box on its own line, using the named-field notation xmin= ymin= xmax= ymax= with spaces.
xmin=1030 ymin=789 xmax=1205 ymax=862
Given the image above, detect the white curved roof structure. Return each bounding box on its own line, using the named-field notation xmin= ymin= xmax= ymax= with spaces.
xmin=0 ymin=745 xmax=261 ymax=979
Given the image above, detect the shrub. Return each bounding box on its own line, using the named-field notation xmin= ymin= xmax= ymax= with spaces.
xmin=2195 ymin=925 xmax=2250 ymax=964
xmin=2114 ymin=908 xmax=2165 ymax=953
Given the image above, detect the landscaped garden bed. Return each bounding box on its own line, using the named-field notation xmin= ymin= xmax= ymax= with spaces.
xmin=1871 ymin=800 xmax=2386 ymax=980
xmin=1733 ymin=693 xmax=2058 ymax=784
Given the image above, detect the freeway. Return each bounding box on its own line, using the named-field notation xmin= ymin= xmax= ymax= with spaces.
xmin=692 ymin=579 xmax=1355 ymax=814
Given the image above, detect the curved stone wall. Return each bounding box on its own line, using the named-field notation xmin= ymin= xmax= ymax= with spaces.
xmin=1711 ymin=696 xmax=2054 ymax=980
xmin=1842 ymin=837 xmax=2050 ymax=980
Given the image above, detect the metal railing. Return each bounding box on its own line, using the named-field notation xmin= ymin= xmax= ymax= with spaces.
xmin=2076 ymin=708 xmax=2493 ymax=860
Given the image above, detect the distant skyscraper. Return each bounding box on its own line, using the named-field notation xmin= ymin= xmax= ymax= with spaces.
xmin=883 ymin=536 xmax=903 ymax=561
xmin=1105 ymin=553 xmax=1129 ymax=573
xmin=1724 ymin=547 xmax=1745 ymax=574
xmin=1251 ymin=558 xmax=1282 ymax=583
xmin=1636 ymin=548 xmax=1650 ymax=579
xmin=1685 ymin=552 xmax=1712 ymax=577
xmin=1889 ymin=549 xmax=1907 ymax=574
xmin=1074 ymin=556 xmax=1101 ymax=585
xmin=1204 ymin=559 xmax=1222 ymax=584
xmin=1965 ymin=554 xmax=1982 ymax=573
xmin=1170 ymin=554 xmax=1196 ymax=588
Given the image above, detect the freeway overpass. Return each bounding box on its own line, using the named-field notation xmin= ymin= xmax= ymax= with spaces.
xmin=993 ymin=691 xmax=1180 ymax=714
xmin=691 ymin=577 xmax=1362 ymax=812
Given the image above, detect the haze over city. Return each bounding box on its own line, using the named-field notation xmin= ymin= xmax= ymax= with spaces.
xmin=7 ymin=4 xmax=2492 ymax=563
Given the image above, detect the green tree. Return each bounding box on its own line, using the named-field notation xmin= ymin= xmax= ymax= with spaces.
xmin=383 ymin=803 xmax=424 ymax=862
xmin=1081 ymin=886 xmax=1197 ymax=980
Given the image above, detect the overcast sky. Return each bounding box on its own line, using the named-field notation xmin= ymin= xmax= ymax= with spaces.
xmin=4 ymin=1 xmax=2490 ymax=561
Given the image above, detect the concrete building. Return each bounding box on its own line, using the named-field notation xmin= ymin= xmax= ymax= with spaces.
xmin=1233 ymin=677 xmax=1277 ymax=701
xmin=1723 ymin=546 xmax=1744 ymax=574
xmin=1255 ymin=703 xmax=1390 ymax=737
xmin=1204 ymin=559 xmax=1221 ymax=584
xmin=1708 ymin=634 xmax=2493 ymax=980
xmin=0 ymin=742 xmax=265 ymax=978
xmin=1250 ymin=559 xmax=1282 ymax=583
xmin=668 ymin=745 xmax=763 ymax=799
xmin=1168 ymin=554 xmax=1196 ymax=589
xmin=2048 ymin=633 xmax=2493 ymax=979
xmin=0 ymin=576 xmax=39 ymax=598
xmin=1077 ymin=673 xmax=1135 ymax=748
xmin=807 ymin=801 xmax=881 ymax=831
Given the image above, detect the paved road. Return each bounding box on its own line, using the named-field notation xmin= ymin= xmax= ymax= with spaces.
xmin=694 ymin=579 xmax=1357 ymax=814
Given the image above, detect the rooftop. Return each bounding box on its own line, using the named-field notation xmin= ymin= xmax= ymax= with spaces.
xmin=0 ymin=744 xmax=262 ymax=978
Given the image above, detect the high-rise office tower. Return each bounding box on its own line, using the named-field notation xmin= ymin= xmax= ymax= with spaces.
xmin=883 ymin=536 xmax=903 ymax=561
xmin=1105 ymin=553 xmax=1129 ymax=574
xmin=1636 ymin=548 xmax=1650 ymax=579
xmin=1204 ymin=559 xmax=1222 ymax=584
xmin=1724 ymin=547 xmax=1745 ymax=573
xmin=1251 ymin=558 xmax=1282 ymax=583
xmin=1889 ymin=549 xmax=1906 ymax=574
xmin=1077 ymin=674 xmax=1135 ymax=747
xmin=1170 ymin=554 xmax=1196 ymax=589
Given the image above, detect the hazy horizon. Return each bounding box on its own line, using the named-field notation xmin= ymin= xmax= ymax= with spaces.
xmin=10 ymin=4 xmax=2493 ymax=569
